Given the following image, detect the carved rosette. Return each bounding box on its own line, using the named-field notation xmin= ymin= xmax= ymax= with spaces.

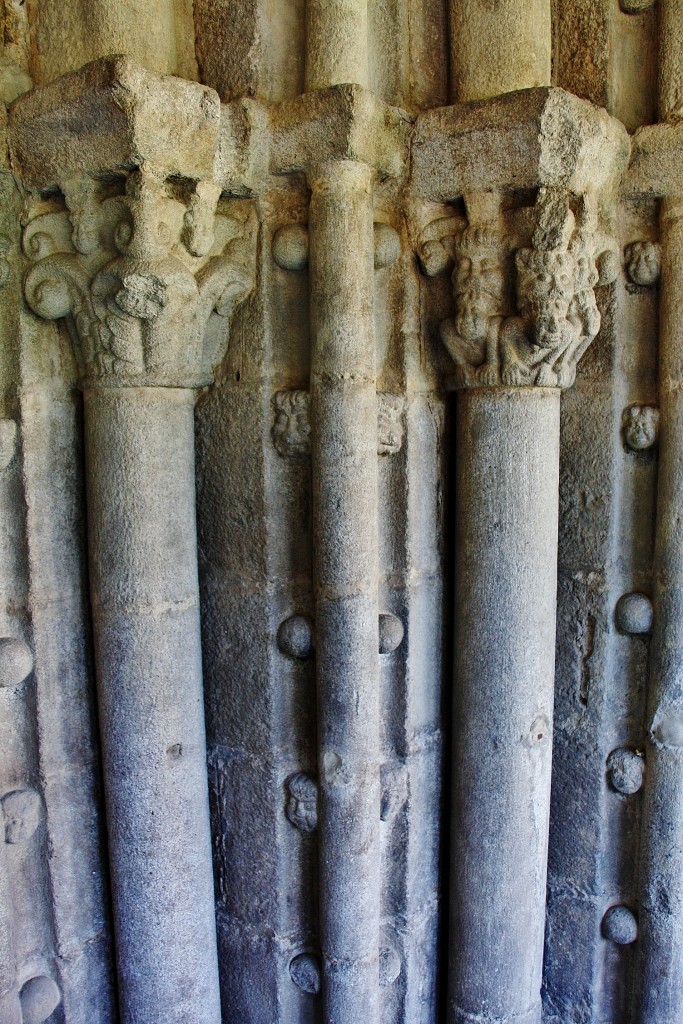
xmin=419 ymin=189 xmax=619 ymax=391
xmin=23 ymin=169 xmax=255 ymax=389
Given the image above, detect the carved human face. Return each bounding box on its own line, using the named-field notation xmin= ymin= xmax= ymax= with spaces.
xmin=286 ymin=773 xmax=318 ymax=834
xmin=453 ymin=250 xmax=506 ymax=342
xmin=625 ymin=241 xmax=661 ymax=287
xmin=622 ymin=404 xmax=660 ymax=452
xmin=517 ymin=251 xmax=576 ymax=350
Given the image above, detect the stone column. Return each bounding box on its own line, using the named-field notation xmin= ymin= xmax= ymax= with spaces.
xmin=414 ymin=81 xmax=626 ymax=1024
xmin=306 ymin=0 xmax=369 ymax=90
xmin=83 ymin=387 xmax=220 ymax=1024
xmin=445 ymin=9 xmax=554 ymax=1024
xmin=450 ymin=387 xmax=559 ymax=1024
xmin=637 ymin=194 xmax=683 ymax=1024
xmin=636 ymin=8 xmax=683 ymax=1017
xmin=308 ymin=159 xmax=380 ymax=1024
xmin=448 ymin=0 xmax=551 ymax=103
xmin=10 ymin=58 xmax=255 ymax=1024
xmin=303 ymin=6 xmax=382 ymax=1022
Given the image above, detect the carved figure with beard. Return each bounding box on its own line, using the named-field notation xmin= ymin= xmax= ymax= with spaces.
xmin=439 ymin=225 xmax=509 ymax=386
xmin=500 ymin=247 xmax=581 ymax=387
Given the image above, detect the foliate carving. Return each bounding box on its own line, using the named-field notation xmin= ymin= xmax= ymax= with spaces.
xmin=272 ymin=391 xmax=405 ymax=455
xmin=23 ymin=170 xmax=256 ymax=389
xmin=421 ymin=191 xmax=617 ymax=389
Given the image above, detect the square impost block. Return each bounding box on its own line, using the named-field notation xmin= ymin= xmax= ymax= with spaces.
xmin=9 ymin=56 xmax=222 ymax=189
xmin=412 ymin=87 xmax=629 ymax=203
xmin=623 ymin=120 xmax=683 ymax=199
xmin=268 ymin=85 xmax=411 ymax=181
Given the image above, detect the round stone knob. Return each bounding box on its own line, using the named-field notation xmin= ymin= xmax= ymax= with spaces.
xmin=379 ymin=614 xmax=404 ymax=654
xmin=379 ymin=945 xmax=402 ymax=986
xmin=289 ymin=952 xmax=321 ymax=994
xmin=19 ymin=976 xmax=61 ymax=1024
xmin=607 ymin=748 xmax=645 ymax=795
xmin=0 ymin=638 xmax=34 ymax=688
xmin=272 ymin=224 xmax=309 ymax=271
xmin=615 ymin=593 xmax=653 ymax=636
xmin=374 ymin=224 xmax=400 ymax=269
xmin=277 ymin=615 xmax=315 ymax=659
xmin=602 ymin=905 xmax=638 ymax=945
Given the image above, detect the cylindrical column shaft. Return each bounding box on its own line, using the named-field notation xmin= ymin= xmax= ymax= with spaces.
xmin=659 ymin=0 xmax=683 ymax=123
xmin=637 ymin=5 xmax=683 ymax=1019
xmin=637 ymin=199 xmax=683 ymax=1024
xmin=309 ymin=160 xmax=380 ymax=1024
xmin=30 ymin=0 xmax=185 ymax=84
xmin=449 ymin=388 xmax=560 ymax=1024
xmin=306 ymin=0 xmax=369 ymax=90
xmin=448 ymin=0 xmax=552 ymax=103
xmin=84 ymin=387 xmax=220 ymax=1024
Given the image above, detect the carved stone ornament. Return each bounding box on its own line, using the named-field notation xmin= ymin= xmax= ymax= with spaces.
xmin=272 ymin=390 xmax=405 ymax=455
xmin=421 ymin=189 xmax=619 ymax=389
xmin=23 ymin=171 xmax=255 ymax=389
xmin=285 ymin=773 xmax=319 ymax=833
xmin=624 ymin=240 xmax=661 ymax=286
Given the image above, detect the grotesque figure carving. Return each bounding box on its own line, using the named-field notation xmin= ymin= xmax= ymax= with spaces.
xmin=271 ymin=391 xmax=312 ymax=457
xmin=439 ymin=225 xmax=509 ymax=386
xmin=1 ymin=788 xmax=42 ymax=844
xmin=285 ymin=773 xmax=319 ymax=834
xmin=624 ymin=240 xmax=661 ymax=287
xmin=500 ymin=247 xmax=582 ymax=387
xmin=623 ymin=403 xmax=660 ymax=451
xmin=272 ymin=390 xmax=404 ymax=455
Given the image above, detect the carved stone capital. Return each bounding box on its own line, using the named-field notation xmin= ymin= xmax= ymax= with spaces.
xmin=420 ymin=188 xmax=620 ymax=390
xmin=412 ymin=89 xmax=627 ymax=391
xmin=11 ymin=58 xmax=256 ymax=388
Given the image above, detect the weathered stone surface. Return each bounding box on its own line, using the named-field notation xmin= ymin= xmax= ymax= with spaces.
xmin=0 ymin=5 xmax=676 ymax=1024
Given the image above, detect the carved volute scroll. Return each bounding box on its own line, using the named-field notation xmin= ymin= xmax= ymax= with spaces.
xmin=8 ymin=57 xmax=257 ymax=390
xmin=23 ymin=170 xmax=255 ymax=389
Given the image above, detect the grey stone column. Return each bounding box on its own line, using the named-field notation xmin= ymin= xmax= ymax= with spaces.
xmin=634 ymin=6 xmax=683 ymax=1019
xmin=637 ymin=195 xmax=683 ymax=1024
xmin=10 ymin=63 xmax=256 ymax=1024
xmin=449 ymin=388 xmax=559 ymax=1024
xmin=83 ymin=387 xmax=221 ymax=1024
xmin=309 ymin=159 xmax=380 ymax=1024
